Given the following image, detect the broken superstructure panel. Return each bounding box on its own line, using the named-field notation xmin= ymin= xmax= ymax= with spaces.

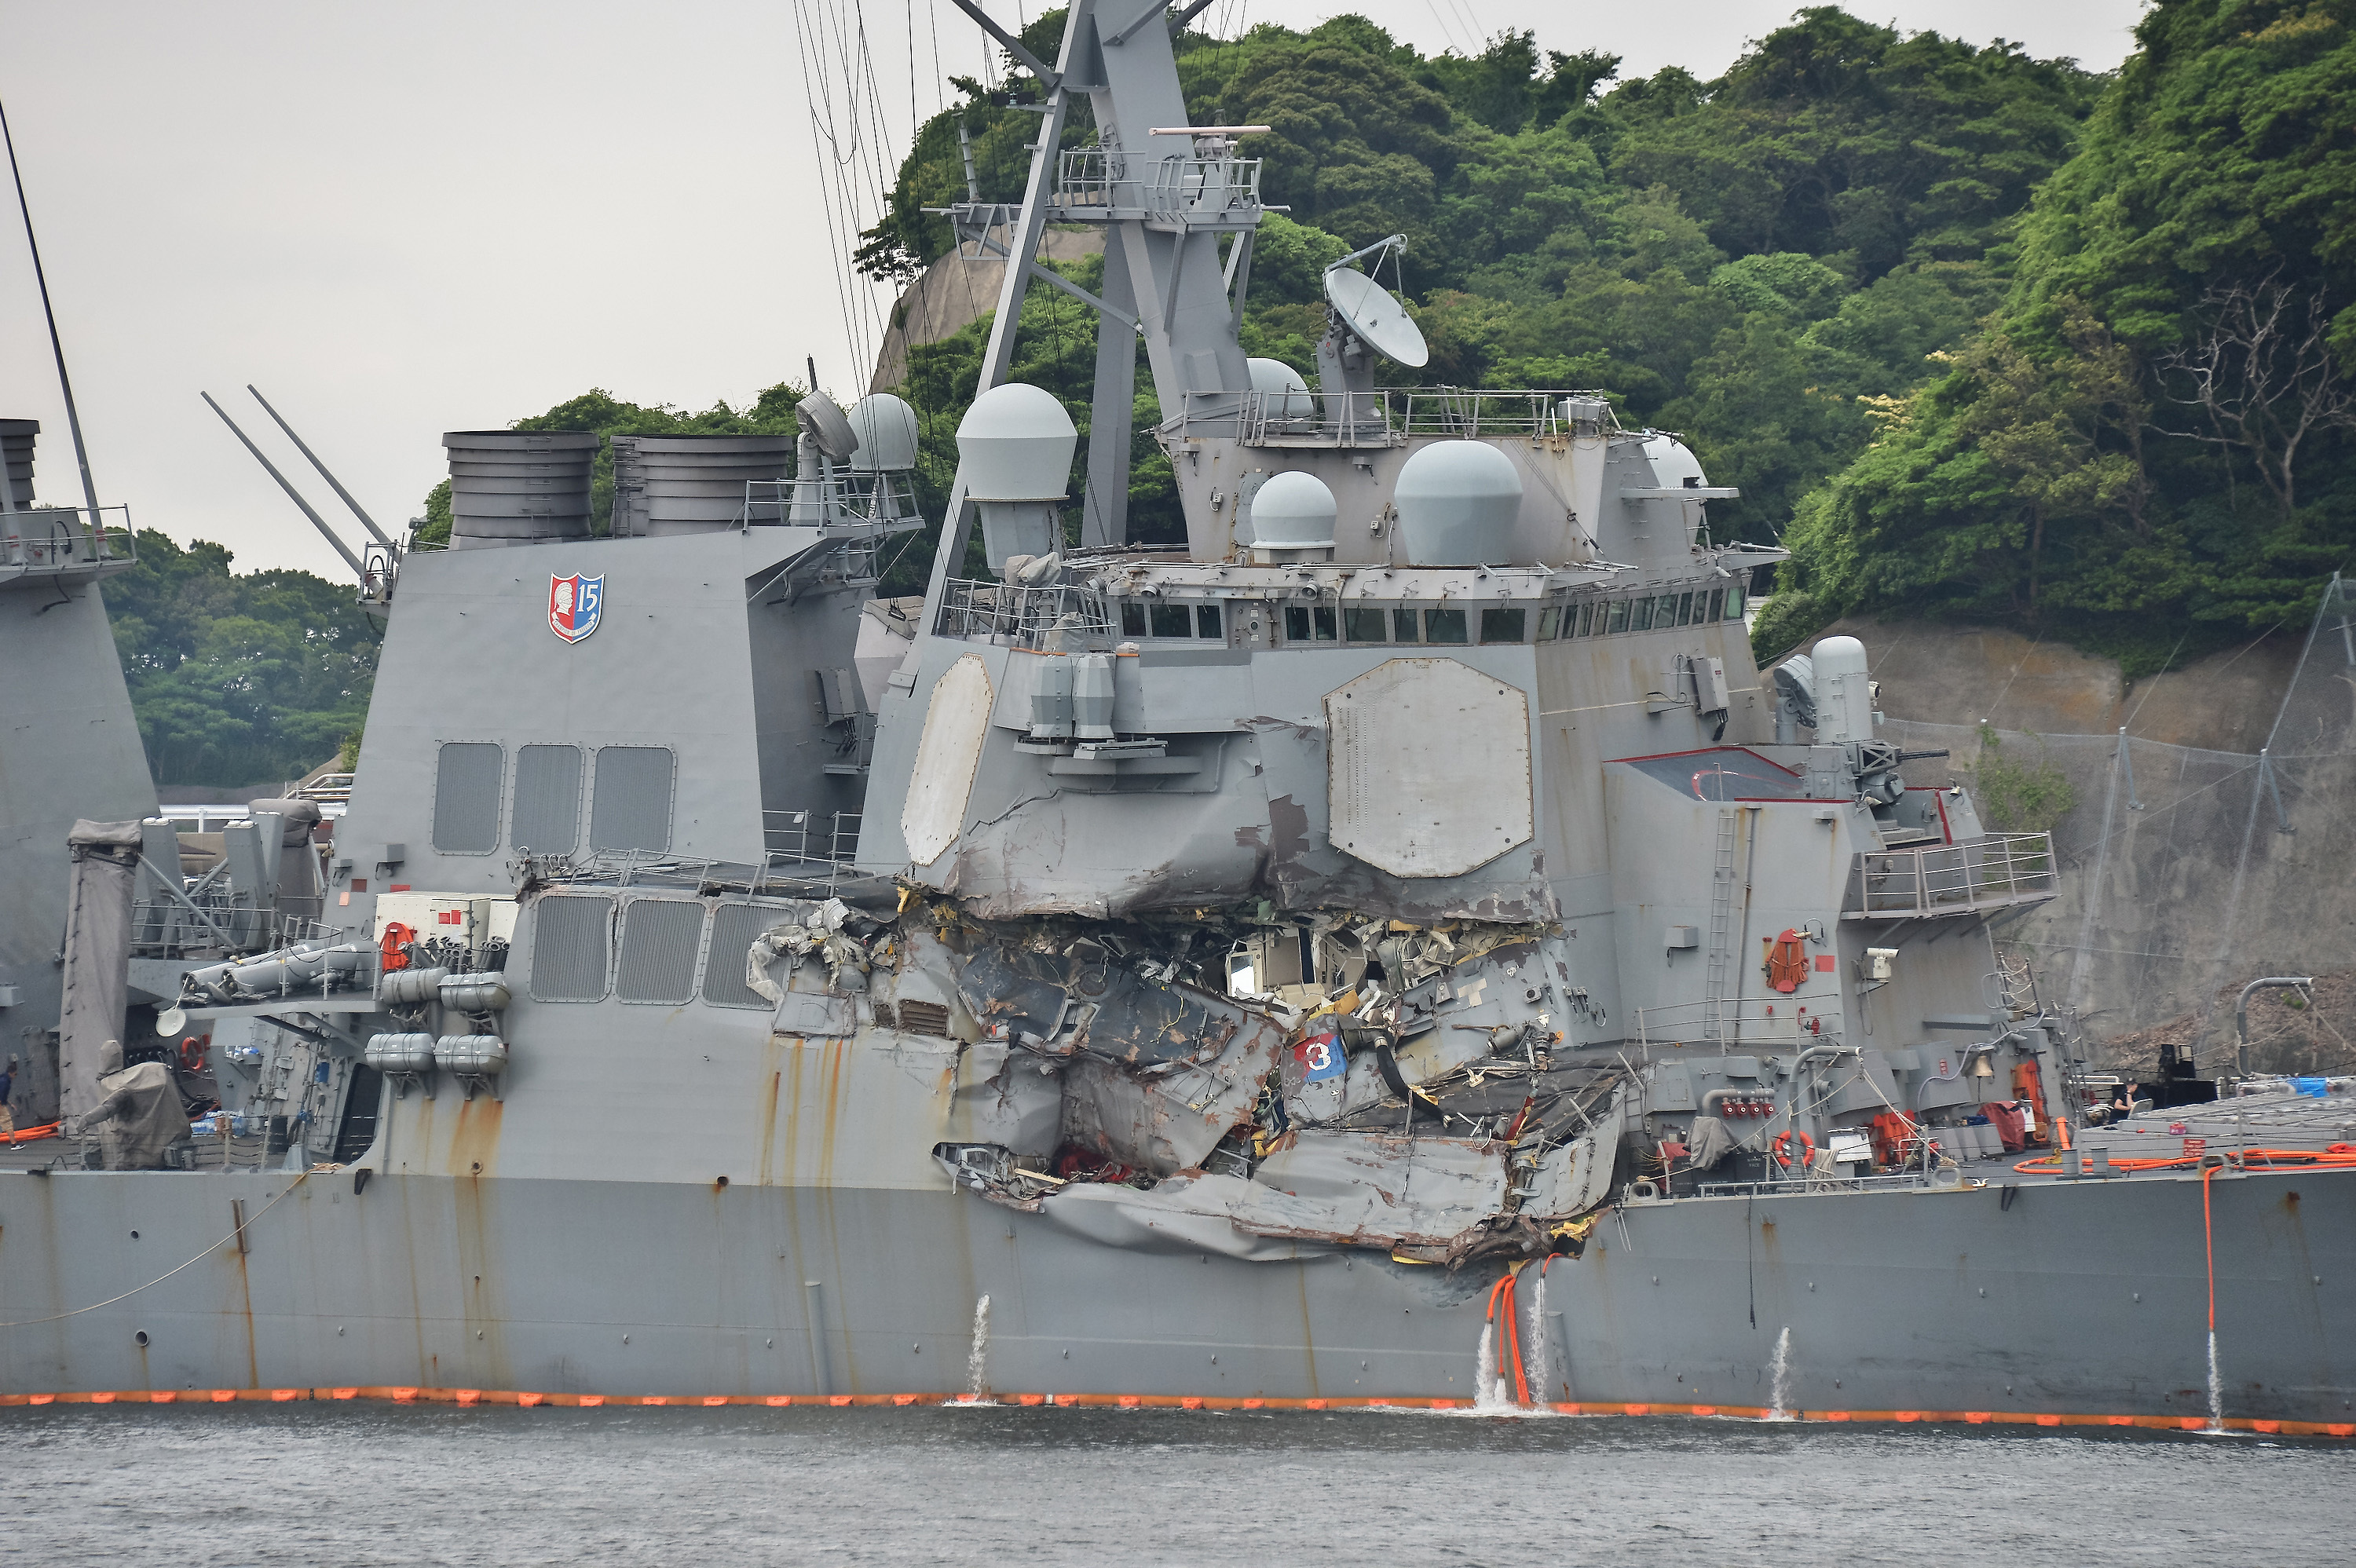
xmin=894 ymin=894 xmax=1622 ymax=1266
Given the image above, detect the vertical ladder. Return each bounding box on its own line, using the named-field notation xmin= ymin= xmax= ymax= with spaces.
xmin=1703 ymin=808 xmax=1739 ymax=1043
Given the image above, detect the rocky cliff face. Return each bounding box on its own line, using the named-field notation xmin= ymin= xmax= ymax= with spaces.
xmin=1771 ymin=616 xmax=2356 ymax=1073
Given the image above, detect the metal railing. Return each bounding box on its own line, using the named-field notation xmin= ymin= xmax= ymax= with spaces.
xmin=131 ymin=887 xmax=332 ymax=962
xmin=1691 ymin=1164 xmax=1966 ymax=1198
xmin=1634 ymin=998 xmax=1844 ymax=1049
xmin=360 ymin=539 xmax=398 ymax=607
xmin=0 ymin=505 xmax=136 ymax=578
xmin=1845 ymin=832 xmax=2058 ymax=919
xmin=935 ymin=579 xmax=1117 ymax=645
xmin=1183 ymin=388 xmax=1622 ymax=449
xmin=737 ymin=475 xmax=926 ymax=532
xmin=1055 ymin=149 xmax=1264 ymax=223
xmin=763 ymin=810 xmax=862 ymax=868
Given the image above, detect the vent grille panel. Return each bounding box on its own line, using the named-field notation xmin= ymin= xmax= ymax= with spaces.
xmin=896 ymin=1000 xmax=952 ymax=1037
xmin=433 ymin=743 xmax=504 ymax=854
xmin=591 ymin=746 xmax=675 ymax=853
xmin=510 ymin=744 xmax=583 ymax=853
xmin=529 ymin=894 xmax=613 ymax=1002
xmin=616 ymin=898 xmax=704 ymax=1004
xmin=704 ymin=901 xmax=789 ymax=1009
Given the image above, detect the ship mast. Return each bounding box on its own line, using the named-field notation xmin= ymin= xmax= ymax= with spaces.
xmin=0 ymin=90 xmax=102 ymax=528
xmin=921 ymin=2 xmax=1264 ymax=620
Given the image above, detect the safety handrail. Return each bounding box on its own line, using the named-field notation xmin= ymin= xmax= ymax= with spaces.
xmin=1845 ymin=832 xmax=2057 ymax=919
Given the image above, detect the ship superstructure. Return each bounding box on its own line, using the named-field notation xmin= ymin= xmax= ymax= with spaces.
xmin=2 ymin=2 xmax=2350 ymax=1427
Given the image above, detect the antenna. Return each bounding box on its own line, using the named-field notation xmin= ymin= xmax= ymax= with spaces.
xmin=799 ymin=389 xmax=860 ymax=463
xmin=200 ymin=393 xmax=367 ymax=582
xmin=1 ymin=90 xmax=102 ymax=525
xmin=1323 ymin=236 xmax=1427 ymax=368
xmin=245 ymin=386 xmax=393 ymax=547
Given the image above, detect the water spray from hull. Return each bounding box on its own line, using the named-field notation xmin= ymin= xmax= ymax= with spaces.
xmin=968 ymin=1294 xmax=992 ymax=1400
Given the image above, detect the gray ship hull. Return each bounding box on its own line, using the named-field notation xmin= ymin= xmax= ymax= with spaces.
xmin=5 ymin=1164 xmax=2348 ymax=1426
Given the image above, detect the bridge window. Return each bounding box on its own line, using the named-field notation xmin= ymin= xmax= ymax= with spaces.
xmin=1480 ymin=608 xmax=1526 ymax=644
xmin=1344 ymin=607 xmax=1388 ymax=641
xmin=1423 ymin=608 xmax=1467 ymax=645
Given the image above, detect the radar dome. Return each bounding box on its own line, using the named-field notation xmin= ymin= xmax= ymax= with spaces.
xmin=1248 ymin=471 xmax=1337 ymax=550
xmin=956 ymin=382 xmax=1076 ymax=502
xmin=1393 ymin=440 xmax=1523 ymax=565
xmin=847 ymin=393 xmax=920 ymax=472
xmin=1809 ymin=634 xmax=1873 ymax=744
xmin=1246 ymin=357 xmax=1313 ymax=420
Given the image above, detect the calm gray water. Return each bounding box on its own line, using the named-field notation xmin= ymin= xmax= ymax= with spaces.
xmin=1 ymin=1404 xmax=2347 ymax=1564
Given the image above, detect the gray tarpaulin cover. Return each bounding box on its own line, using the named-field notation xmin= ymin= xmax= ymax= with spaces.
xmin=1685 ymin=1114 xmax=1738 ymax=1171
xmin=82 ymin=1039 xmax=188 ymax=1170
xmin=58 ymin=819 xmax=142 ymax=1120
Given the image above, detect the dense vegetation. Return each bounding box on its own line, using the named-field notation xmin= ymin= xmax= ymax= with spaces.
xmin=114 ymin=2 xmax=2355 ymax=782
xmin=1763 ymin=0 xmax=2356 ymax=672
xmin=873 ymin=3 xmax=2356 ymax=671
xmin=863 ymin=6 xmax=2103 ymax=563
xmin=104 ymin=532 xmax=379 ymax=788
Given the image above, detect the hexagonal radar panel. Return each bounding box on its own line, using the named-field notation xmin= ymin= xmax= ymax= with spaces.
xmin=1325 ymin=658 xmax=1533 ymax=878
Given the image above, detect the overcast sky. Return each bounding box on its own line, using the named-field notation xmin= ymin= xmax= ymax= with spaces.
xmin=1 ymin=0 xmax=2147 ymax=579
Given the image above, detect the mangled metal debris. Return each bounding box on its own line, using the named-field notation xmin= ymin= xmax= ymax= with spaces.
xmin=873 ymin=896 xmax=1624 ymax=1266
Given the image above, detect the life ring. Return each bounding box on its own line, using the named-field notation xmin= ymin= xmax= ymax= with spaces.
xmin=1772 ymin=1128 xmax=1816 ymax=1168
xmin=379 ymin=922 xmax=416 ymax=974
xmin=177 ymin=1035 xmax=208 ymax=1073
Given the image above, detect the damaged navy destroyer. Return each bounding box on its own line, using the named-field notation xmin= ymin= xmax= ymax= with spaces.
xmin=4 ymin=2 xmax=2352 ymax=1427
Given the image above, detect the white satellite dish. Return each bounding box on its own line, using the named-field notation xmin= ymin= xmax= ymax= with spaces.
xmin=1324 ymin=266 xmax=1429 ymax=368
xmin=798 ymin=393 xmax=858 ymax=462
xmin=156 ymin=1007 xmax=187 ymax=1038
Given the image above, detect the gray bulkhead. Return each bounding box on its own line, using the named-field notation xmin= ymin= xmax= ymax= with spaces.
xmin=0 ymin=423 xmax=158 ymax=1121
xmin=338 ymin=527 xmax=862 ymax=897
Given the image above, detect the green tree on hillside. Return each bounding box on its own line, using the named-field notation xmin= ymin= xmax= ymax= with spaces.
xmin=851 ymin=8 xmax=2099 ymax=553
xmin=105 ymin=532 xmax=378 ymax=788
xmin=1765 ymin=0 xmax=2356 ymax=672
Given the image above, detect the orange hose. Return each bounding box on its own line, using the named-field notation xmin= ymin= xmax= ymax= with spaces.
xmin=2202 ymin=1163 xmax=2218 ymax=1333
xmin=4 ymin=1121 xmax=60 ymax=1146
xmin=1483 ymin=1274 xmax=1531 ymax=1406
xmin=2013 ymin=1146 xmax=2356 ymax=1175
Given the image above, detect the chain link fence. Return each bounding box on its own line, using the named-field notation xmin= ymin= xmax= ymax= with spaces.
xmin=1884 ymin=575 xmax=2356 ymax=1072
